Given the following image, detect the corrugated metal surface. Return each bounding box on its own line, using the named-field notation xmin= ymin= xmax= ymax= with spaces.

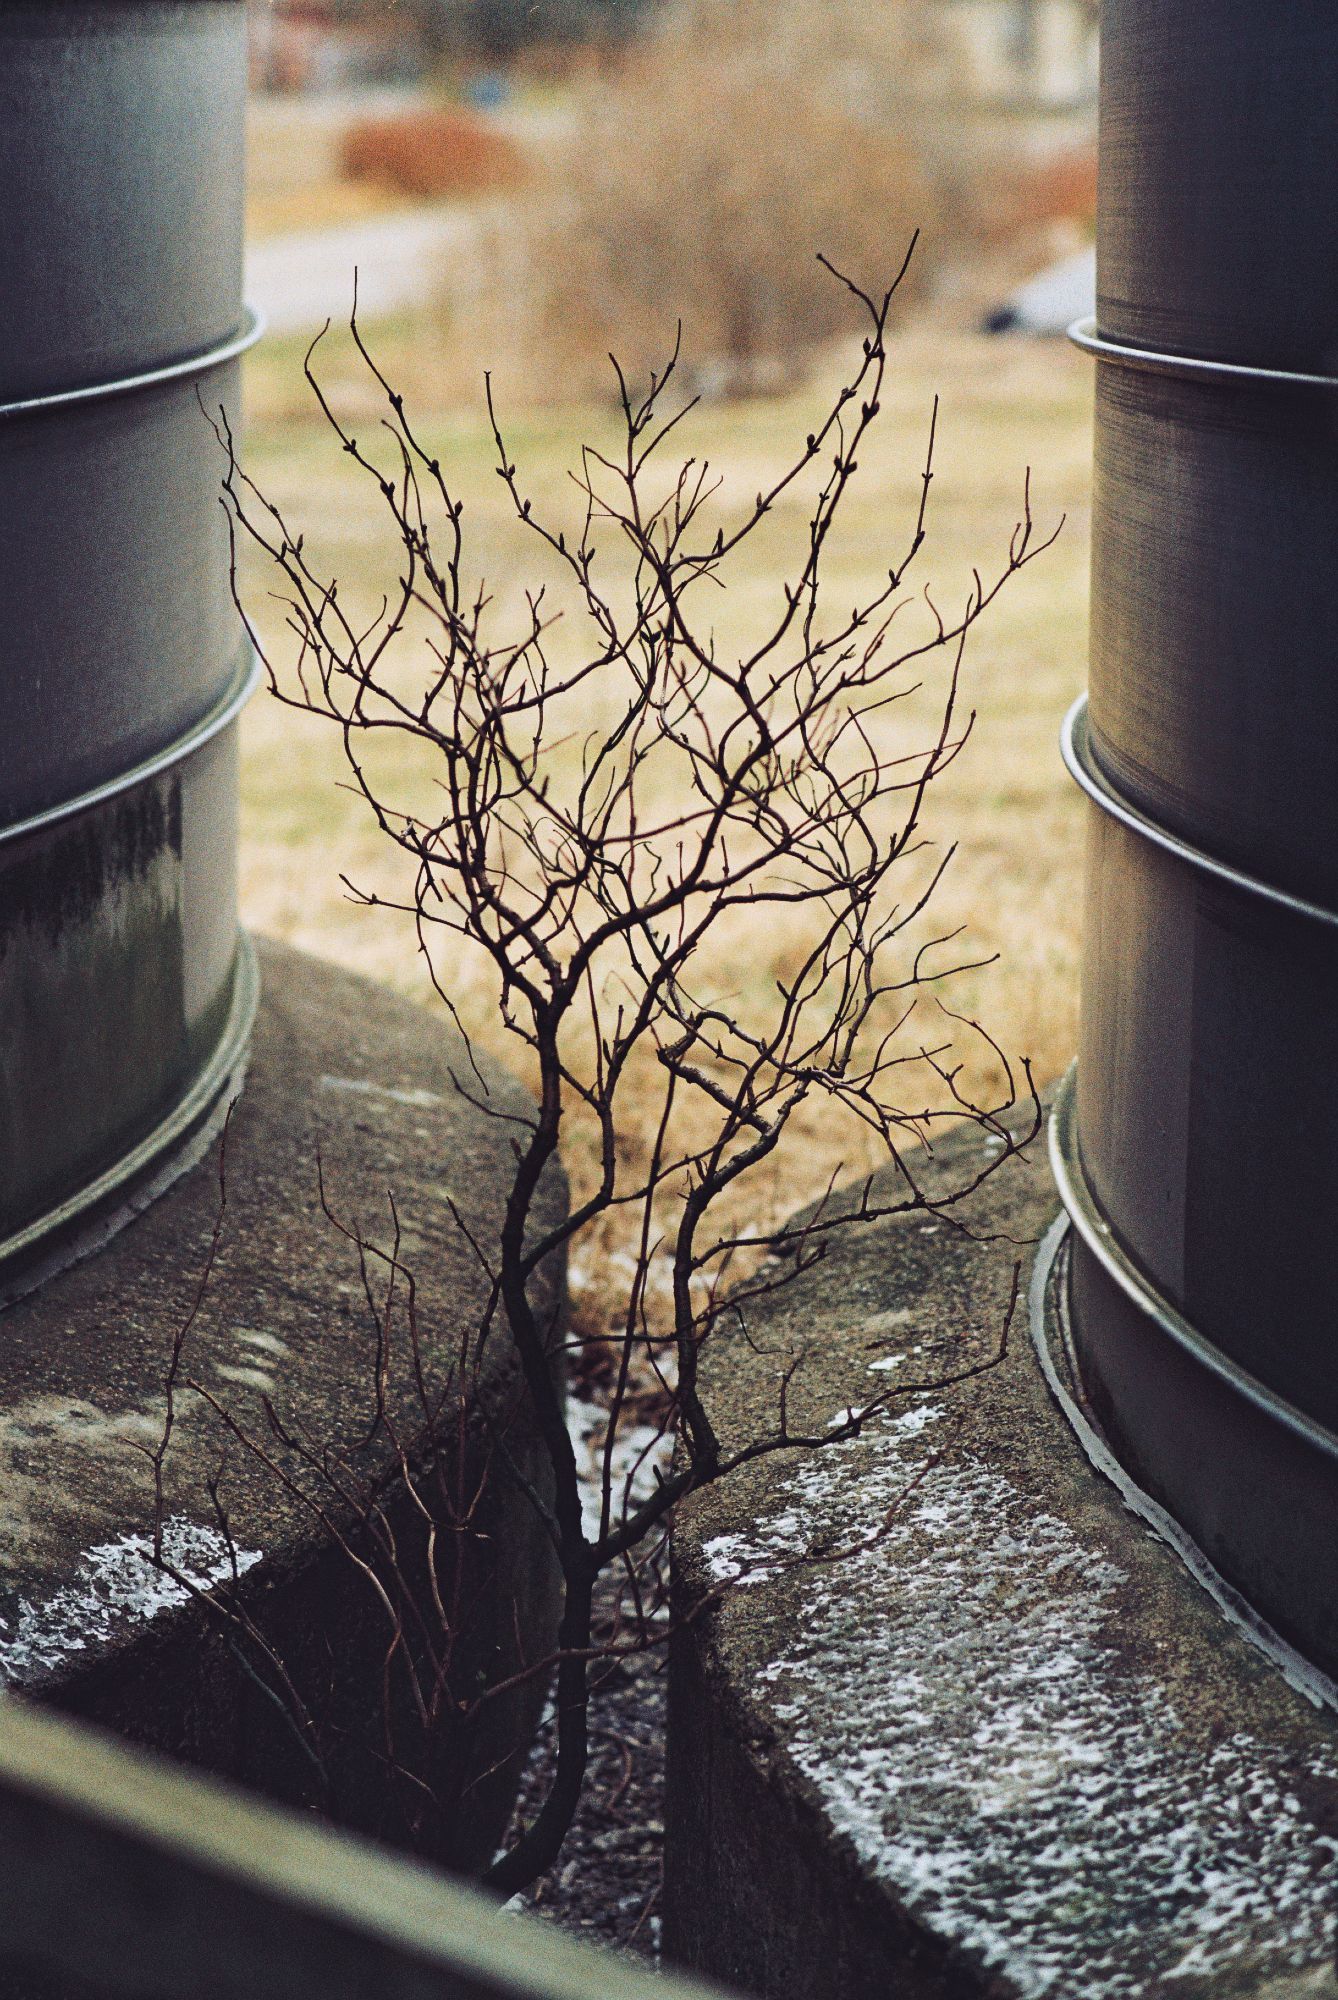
xmin=0 ymin=351 xmax=255 ymax=822
xmin=1057 ymin=0 xmax=1338 ymax=1674
xmin=0 ymin=2 xmax=246 ymax=398
xmin=1097 ymin=0 xmax=1338 ymax=371
xmin=1087 ymin=361 xmax=1338 ymax=906
xmin=1072 ymin=793 xmax=1338 ymax=1430
xmin=0 ymin=0 xmax=256 ymax=1288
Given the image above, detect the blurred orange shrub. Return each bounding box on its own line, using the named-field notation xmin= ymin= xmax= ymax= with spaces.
xmin=980 ymin=145 xmax=1097 ymax=247
xmin=341 ymin=109 xmax=525 ymax=200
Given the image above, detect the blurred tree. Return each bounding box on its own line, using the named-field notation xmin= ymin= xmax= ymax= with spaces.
xmin=376 ymin=0 xmax=652 ymax=61
xmin=477 ymin=0 xmax=975 ymax=398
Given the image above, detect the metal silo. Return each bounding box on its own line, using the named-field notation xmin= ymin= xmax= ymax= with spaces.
xmin=1052 ymin=1 xmax=1338 ymax=1671
xmin=0 ymin=1 xmax=258 ymax=1292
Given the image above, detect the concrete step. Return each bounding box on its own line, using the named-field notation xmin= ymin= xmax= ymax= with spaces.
xmin=666 ymin=1119 xmax=1338 ymax=1999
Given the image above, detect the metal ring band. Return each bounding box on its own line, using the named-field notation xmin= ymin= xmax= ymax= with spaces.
xmin=1068 ymin=316 xmax=1338 ymax=391
xmin=1047 ymin=1063 xmax=1338 ymax=1466
xmin=0 ymin=644 xmax=261 ymax=851
xmin=0 ymin=309 xmax=265 ymax=421
xmin=0 ymin=928 xmax=259 ymax=1283
xmin=1028 ymin=1210 xmax=1338 ymax=1713
xmin=1061 ymin=693 xmax=1338 ymax=930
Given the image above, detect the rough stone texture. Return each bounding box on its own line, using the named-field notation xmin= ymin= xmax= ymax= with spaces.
xmin=665 ymin=1121 xmax=1338 ymax=1999
xmin=0 ymin=938 xmax=563 ymax=1878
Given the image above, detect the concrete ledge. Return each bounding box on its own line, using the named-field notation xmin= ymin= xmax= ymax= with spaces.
xmin=0 ymin=938 xmax=563 ymax=1874
xmin=665 ymin=1121 xmax=1338 ymax=1998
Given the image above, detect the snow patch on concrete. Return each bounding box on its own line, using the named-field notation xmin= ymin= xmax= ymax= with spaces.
xmin=702 ymin=1407 xmax=1338 ymax=1996
xmin=0 ymin=1518 xmax=261 ymax=1685
xmin=211 ymin=1361 xmax=278 ymax=1395
xmin=233 ymin=1327 xmax=291 ymax=1360
xmin=318 ymin=1074 xmax=445 ymax=1110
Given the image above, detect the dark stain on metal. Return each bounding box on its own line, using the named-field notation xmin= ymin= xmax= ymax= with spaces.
xmin=0 ymin=782 xmax=181 ymax=942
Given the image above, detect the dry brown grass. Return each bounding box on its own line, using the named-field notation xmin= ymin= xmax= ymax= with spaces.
xmin=245 ymin=179 xmax=405 ymax=241
xmin=237 ymin=319 xmax=1091 ymax=1331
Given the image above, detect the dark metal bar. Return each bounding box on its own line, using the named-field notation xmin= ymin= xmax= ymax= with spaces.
xmin=1061 ymin=694 xmax=1338 ymax=929
xmin=0 ymin=645 xmax=259 ymax=853
xmin=1049 ymin=1069 xmax=1338 ymax=1466
xmin=1073 ymin=793 xmax=1338 ymax=1416
xmin=1096 ymin=0 xmax=1338 ymax=372
xmin=0 ymin=1695 xmax=732 ymax=2000
xmin=1084 ymin=354 xmax=1338 ymax=909
xmin=1068 ymin=317 xmax=1338 ymax=391
xmin=0 ymin=2 xmax=247 ymax=402
xmin=0 ymin=350 xmax=251 ymax=824
xmin=1029 ymin=1211 xmax=1338 ymax=1713
xmin=0 ymin=736 xmax=259 ymax=1295
xmin=1058 ymin=1225 xmax=1338 ymax=1684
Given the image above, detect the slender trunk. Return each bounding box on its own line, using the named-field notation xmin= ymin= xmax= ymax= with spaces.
xmin=483 ymin=1569 xmax=593 ymax=1895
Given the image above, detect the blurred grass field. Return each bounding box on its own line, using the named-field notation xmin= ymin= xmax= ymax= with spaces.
xmin=236 ymin=313 xmax=1092 ymax=1309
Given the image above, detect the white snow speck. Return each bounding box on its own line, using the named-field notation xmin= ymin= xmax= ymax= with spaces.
xmin=567 ymin=1396 xmax=673 ymax=1543
xmin=318 ymin=1075 xmax=444 ymax=1110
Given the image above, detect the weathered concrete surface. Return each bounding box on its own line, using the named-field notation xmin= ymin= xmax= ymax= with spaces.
xmin=0 ymin=938 xmax=563 ymax=1876
xmin=665 ymin=1121 xmax=1338 ymax=1999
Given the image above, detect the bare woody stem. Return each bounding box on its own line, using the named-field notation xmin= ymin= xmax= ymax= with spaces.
xmin=181 ymin=242 xmax=1057 ymax=1892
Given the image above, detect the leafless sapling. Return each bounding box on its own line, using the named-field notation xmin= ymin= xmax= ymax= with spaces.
xmin=172 ymin=245 xmax=1052 ymax=1893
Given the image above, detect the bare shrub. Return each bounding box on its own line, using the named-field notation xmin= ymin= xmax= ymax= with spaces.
xmin=471 ymin=0 xmax=991 ymax=399
xmin=179 ymin=252 xmax=1055 ymax=1893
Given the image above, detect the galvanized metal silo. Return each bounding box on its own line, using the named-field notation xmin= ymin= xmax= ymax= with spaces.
xmin=1052 ymin=1 xmax=1338 ymax=1672
xmin=0 ymin=1 xmax=258 ymax=1292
